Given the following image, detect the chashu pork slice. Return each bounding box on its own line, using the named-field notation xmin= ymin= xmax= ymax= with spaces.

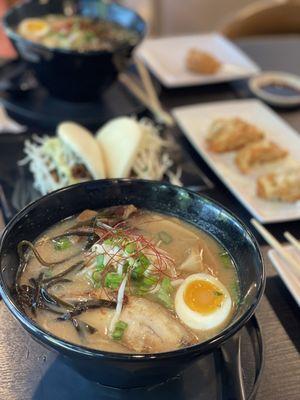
xmin=61 ymin=289 xmax=198 ymax=353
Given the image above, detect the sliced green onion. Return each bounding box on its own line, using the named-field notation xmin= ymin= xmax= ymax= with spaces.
xmin=127 ymin=257 xmax=135 ymax=266
xmin=53 ymin=236 xmax=71 ymax=251
xmin=116 ymin=320 xmax=127 ymax=330
xmin=125 ymin=242 xmax=136 ymax=254
xmin=131 ymin=264 xmax=147 ymax=280
xmin=161 ymin=277 xmax=172 ymax=291
xmin=158 ymin=231 xmax=172 ymax=244
xmin=85 ymin=31 xmax=95 ymax=41
xmin=214 ymin=291 xmax=223 ymax=297
xmin=43 ymin=268 xmax=52 ymax=278
xmin=230 ymin=280 xmax=240 ymax=304
xmin=156 ymin=277 xmax=173 ymax=309
xmin=130 ymin=253 xmax=150 ymax=280
xmin=137 ymin=275 xmax=159 ymax=294
xmin=103 ymin=238 xmax=114 ymax=245
xmin=92 ymin=270 xmax=102 ymax=283
xmin=96 ymin=254 xmax=105 ymax=270
xmin=112 ymin=320 xmax=128 ymax=340
xmin=104 ymin=272 xmax=123 ymax=289
xmin=137 ymin=254 xmax=150 ymax=267
xmin=131 ymin=266 xmax=145 ymax=281
xmin=220 ymin=251 xmax=232 ymax=269
xmin=57 ymin=32 xmax=67 ymax=39
xmin=142 ymin=275 xmax=158 ymax=287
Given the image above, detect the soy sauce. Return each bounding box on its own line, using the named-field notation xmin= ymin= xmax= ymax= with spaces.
xmin=261 ymin=81 xmax=300 ymax=97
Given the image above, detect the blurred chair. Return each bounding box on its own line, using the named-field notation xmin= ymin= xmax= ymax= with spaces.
xmin=121 ymin=0 xmax=255 ymax=37
xmin=221 ymin=0 xmax=300 ymax=39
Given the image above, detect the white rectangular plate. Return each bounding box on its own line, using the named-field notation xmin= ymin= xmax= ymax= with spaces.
xmin=136 ymin=33 xmax=260 ymax=87
xmin=172 ymin=99 xmax=300 ymax=223
xmin=268 ymin=246 xmax=300 ymax=306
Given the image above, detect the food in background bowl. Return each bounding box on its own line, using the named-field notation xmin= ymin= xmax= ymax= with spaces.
xmin=186 ymin=49 xmax=221 ymax=75
xmin=3 ymin=0 xmax=146 ymax=101
xmin=17 ymin=205 xmax=239 ymax=353
xmin=21 ymin=118 xmax=182 ymax=195
xmin=17 ymin=15 xmax=139 ymax=52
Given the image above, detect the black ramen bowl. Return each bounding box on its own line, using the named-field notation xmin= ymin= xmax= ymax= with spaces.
xmin=0 ymin=180 xmax=265 ymax=388
xmin=3 ymin=0 xmax=146 ymax=101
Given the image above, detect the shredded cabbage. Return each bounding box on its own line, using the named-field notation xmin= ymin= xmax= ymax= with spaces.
xmin=19 ymin=135 xmax=87 ymax=195
xmin=132 ymin=118 xmax=182 ymax=185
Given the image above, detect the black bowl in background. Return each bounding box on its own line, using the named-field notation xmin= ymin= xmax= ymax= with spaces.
xmin=3 ymin=0 xmax=146 ymax=102
xmin=0 ymin=180 xmax=265 ymax=388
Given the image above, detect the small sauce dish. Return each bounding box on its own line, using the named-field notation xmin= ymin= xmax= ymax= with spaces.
xmin=249 ymin=71 xmax=300 ymax=108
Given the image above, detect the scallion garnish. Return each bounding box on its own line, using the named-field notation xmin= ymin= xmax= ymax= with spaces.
xmin=112 ymin=320 xmax=128 ymax=340
xmin=130 ymin=253 xmax=150 ymax=280
xmin=156 ymin=277 xmax=173 ymax=309
xmin=103 ymin=238 xmax=114 ymax=246
xmin=230 ymin=281 xmax=240 ymax=304
xmin=158 ymin=231 xmax=172 ymax=244
xmin=142 ymin=275 xmax=158 ymax=287
xmin=105 ymin=272 xmax=123 ymax=289
xmin=220 ymin=251 xmax=232 ymax=269
xmin=53 ymin=236 xmax=71 ymax=251
xmin=125 ymin=242 xmax=136 ymax=254
xmin=92 ymin=270 xmax=102 ymax=285
xmin=214 ymin=291 xmax=223 ymax=297
xmin=96 ymin=254 xmax=105 ymax=270
xmin=137 ymin=275 xmax=159 ymax=294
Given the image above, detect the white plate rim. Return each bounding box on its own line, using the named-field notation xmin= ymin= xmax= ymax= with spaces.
xmin=268 ymin=247 xmax=300 ymax=307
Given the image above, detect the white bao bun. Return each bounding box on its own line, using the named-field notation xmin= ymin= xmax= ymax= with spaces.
xmin=96 ymin=117 xmax=142 ymax=178
xmin=57 ymin=121 xmax=106 ymax=179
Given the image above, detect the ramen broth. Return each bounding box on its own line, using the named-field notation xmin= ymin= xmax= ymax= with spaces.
xmin=17 ymin=206 xmax=240 ymax=354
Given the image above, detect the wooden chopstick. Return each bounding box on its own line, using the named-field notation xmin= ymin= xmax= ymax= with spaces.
xmin=250 ymin=218 xmax=300 ymax=277
xmin=0 ymin=184 xmax=12 ymax=221
xmin=284 ymin=231 xmax=300 ymax=252
xmin=119 ymin=73 xmax=174 ymax=126
xmin=119 ymin=73 xmax=149 ymax=105
xmin=135 ymin=57 xmax=161 ymax=111
xmin=0 ymin=208 xmax=5 ymax=234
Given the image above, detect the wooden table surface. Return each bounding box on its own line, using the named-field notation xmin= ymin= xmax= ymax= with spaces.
xmin=0 ymin=36 xmax=299 ymax=399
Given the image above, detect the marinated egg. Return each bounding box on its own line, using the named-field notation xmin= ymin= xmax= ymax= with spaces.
xmin=19 ymin=18 xmax=50 ymax=40
xmin=175 ymin=273 xmax=232 ymax=330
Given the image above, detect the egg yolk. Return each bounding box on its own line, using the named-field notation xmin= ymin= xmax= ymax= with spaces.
xmin=25 ymin=20 xmax=48 ymax=34
xmin=184 ymin=280 xmax=224 ymax=314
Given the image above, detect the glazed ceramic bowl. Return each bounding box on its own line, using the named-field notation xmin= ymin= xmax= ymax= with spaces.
xmin=3 ymin=0 xmax=146 ymax=101
xmin=0 ymin=179 xmax=265 ymax=388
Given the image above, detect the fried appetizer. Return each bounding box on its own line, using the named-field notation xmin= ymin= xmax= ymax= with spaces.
xmin=257 ymin=167 xmax=300 ymax=202
xmin=235 ymin=140 xmax=288 ymax=173
xmin=186 ymin=49 xmax=221 ymax=75
xmin=206 ymin=118 xmax=264 ymax=153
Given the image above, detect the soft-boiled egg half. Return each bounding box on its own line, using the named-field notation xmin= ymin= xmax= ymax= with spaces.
xmin=175 ymin=273 xmax=232 ymax=331
xmin=19 ymin=18 xmax=50 ymax=40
